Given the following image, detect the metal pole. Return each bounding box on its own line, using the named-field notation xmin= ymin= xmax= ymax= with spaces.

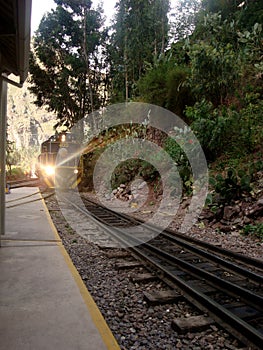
xmin=0 ymin=74 xmax=8 ymax=244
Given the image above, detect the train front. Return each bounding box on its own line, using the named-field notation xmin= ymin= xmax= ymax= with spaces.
xmin=37 ymin=133 xmax=83 ymax=189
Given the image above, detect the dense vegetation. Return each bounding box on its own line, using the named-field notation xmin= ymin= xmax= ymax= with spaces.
xmin=6 ymin=82 xmax=56 ymax=177
xmin=20 ymin=0 xmax=263 ymax=208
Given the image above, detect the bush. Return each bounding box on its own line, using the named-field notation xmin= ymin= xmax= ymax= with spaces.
xmin=187 ymin=41 xmax=240 ymax=106
xmin=209 ymin=168 xmax=252 ymax=204
xmin=186 ymin=100 xmax=237 ymax=160
xmin=164 ymin=136 xmax=193 ymax=195
xmin=238 ymin=95 xmax=263 ymax=152
xmin=137 ymin=57 xmax=192 ymax=119
xmin=111 ymin=159 xmax=159 ymax=189
xmin=186 ymin=96 xmax=263 ymax=161
xmin=242 ymin=223 xmax=263 ymax=240
xmin=6 ymin=167 xmax=25 ymax=180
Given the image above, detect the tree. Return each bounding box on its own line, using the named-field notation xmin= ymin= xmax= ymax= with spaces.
xmin=108 ymin=0 xmax=170 ymax=102
xmin=237 ymin=0 xmax=263 ymax=31
xmin=6 ymin=138 xmax=17 ymax=176
xmin=137 ymin=55 xmax=193 ymax=118
xmin=184 ymin=9 xmax=263 ymax=159
xmin=201 ymin=0 xmax=241 ymax=18
xmin=186 ymin=12 xmax=243 ymax=106
xmin=152 ymin=0 xmax=171 ymax=55
xmin=170 ymin=0 xmax=201 ymax=43
xmin=29 ymin=0 xmax=108 ymax=129
xmin=201 ymin=0 xmax=263 ymax=28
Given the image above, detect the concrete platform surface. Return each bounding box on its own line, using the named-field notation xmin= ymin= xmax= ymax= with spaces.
xmin=0 ymin=187 xmax=120 ymax=350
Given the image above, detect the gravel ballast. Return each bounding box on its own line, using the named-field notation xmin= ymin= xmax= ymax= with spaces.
xmin=45 ymin=192 xmax=261 ymax=350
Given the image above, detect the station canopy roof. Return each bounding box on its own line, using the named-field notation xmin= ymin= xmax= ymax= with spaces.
xmin=0 ymin=0 xmax=31 ymax=84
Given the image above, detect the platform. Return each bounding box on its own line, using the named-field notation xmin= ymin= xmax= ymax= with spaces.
xmin=0 ymin=187 xmax=120 ymax=350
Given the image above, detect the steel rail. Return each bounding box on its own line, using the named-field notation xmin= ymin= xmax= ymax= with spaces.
xmin=128 ymin=244 xmax=263 ymax=350
xmin=83 ymin=196 xmax=263 ymax=270
xmin=58 ymin=194 xmax=263 ymax=349
xmin=165 ymin=226 xmax=263 ymax=270
xmin=136 ymin=240 xmax=263 ymax=311
xmin=7 ymin=178 xmax=40 ymax=189
xmin=85 ymin=213 xmax=263 ymax=311
xmin=160 ymin=232 xmax=263 ymax=284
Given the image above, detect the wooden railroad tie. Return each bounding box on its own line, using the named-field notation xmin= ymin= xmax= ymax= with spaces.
xmin=172 ymin=315 xmax=215 ymax=334
xmin=115 ymin=261 xmax=143 ymax=269
xmin=143 ymin=290 xmax=182 ymax=305
xmin=130 ymin=273 xmax=158 ymax=283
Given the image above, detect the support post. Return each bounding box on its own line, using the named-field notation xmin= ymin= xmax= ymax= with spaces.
xmin=0 ymin=74 xmax=8 ymax=244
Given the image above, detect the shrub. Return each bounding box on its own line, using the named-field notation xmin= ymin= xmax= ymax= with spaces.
xmin=164 ymin=136 xmax=193 ymax=195
xmin=209 ymin=168 xmax=252 ymax=204
xmin=137 ymin=57 xmax=192 ymax=119
xmin=111 ymin=159 xmax=159 ymax=189
xmin=186 ymin=100 xmax=237 ymax=160
xmin=242 ymin=224 xmax=263 ymax=240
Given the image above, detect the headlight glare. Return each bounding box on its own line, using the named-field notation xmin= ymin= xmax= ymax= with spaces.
xmin=45 ymin=166 xmax=55 ymax=176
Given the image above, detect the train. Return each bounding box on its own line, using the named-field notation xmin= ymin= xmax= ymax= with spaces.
xmin=36 ymin=132 xmax=83 ymax=189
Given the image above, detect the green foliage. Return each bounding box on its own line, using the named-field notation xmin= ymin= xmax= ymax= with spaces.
xmin=188 ymin=12 xmax=262 ymax=106
xmin=6 ymin=131 xmax=39 ymax=175
xmin=242 ymin=223 xmax=263 ymax=240
xmin=186 ymin=100 xmax=235 ymax=160
xmin=201 ymin=0 xmax=263 ymax=28
xmin=238 ymin=95 xmax=263 ymax=152
xmin=201 ymin=0 xmax=242 ymax=20
xmin=111 ymin=159 xmax=159 ymax=189
xmin=6 ymin=139 xmax=16 ymax=175
xmin=137 ymin=56 xmax=193 ymax=118
xmin=186 ymin=92 xmax=263 ymax=161
xmin=6 ymin=167 xmax=25 ymax=179
xmin=187 ymin=40 xmax=240 ymax=106
xmin=193 ymin=11 xmax=239 ymax=46
xmin=170 ymin=0 xmax=201 ymax=42
xmin=164 ymin=136 xmax=193 ymax=194
xmin=137 ymin=56 xmax=172 ymax=107
xmin=29 ymin=0 xmax=108 ymax=128
xmin=209 ymin=168 xmax=252 ymax=203
xmin=237 ymin=22 xmax=263 ymax=74
xmin=26 ymin=0 xmax=263 ymax=194
xmin=166 ymin=65 xmax=194 ymax=117
xmin=108 ymin=0 xmax=170 ymax=102
xmin=237 ymin=1 xmax=263 ymax=31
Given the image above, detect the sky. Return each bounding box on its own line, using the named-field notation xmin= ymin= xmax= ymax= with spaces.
xmin=31 ymin=0 xmax=117 ymax=34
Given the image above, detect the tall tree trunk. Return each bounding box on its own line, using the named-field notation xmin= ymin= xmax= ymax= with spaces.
xmin=83 ymin=6 xmax=94 ymax=113
xmin=124 ymin=12 xmax=129 ymax=102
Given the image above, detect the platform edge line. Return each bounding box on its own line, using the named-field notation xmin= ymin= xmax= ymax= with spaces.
xmin=40 ymin=193 xmax=121 ymax=350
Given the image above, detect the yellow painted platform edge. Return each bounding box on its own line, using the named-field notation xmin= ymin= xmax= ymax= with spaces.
xmin=41 ymin=194 xmax=121 ymax=350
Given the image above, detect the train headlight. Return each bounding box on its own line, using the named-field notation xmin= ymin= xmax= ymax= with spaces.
xmin=45 ymin=166 xmax=55 ymax=176
xmin=73 ymin=169 xmax=79 ymax=174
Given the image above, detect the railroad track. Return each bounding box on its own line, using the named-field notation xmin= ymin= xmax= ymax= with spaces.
xmin=7 ymin=177 xmax=40 ymax=189
xmin=57 ymin=192 xmax=263 ymax=349
xmin=6 ymin=186 xmax=54 ymax=209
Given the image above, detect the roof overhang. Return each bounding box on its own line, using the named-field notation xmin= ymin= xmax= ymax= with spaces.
xmin=0 ymin=0 xmax=32 ymax=84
